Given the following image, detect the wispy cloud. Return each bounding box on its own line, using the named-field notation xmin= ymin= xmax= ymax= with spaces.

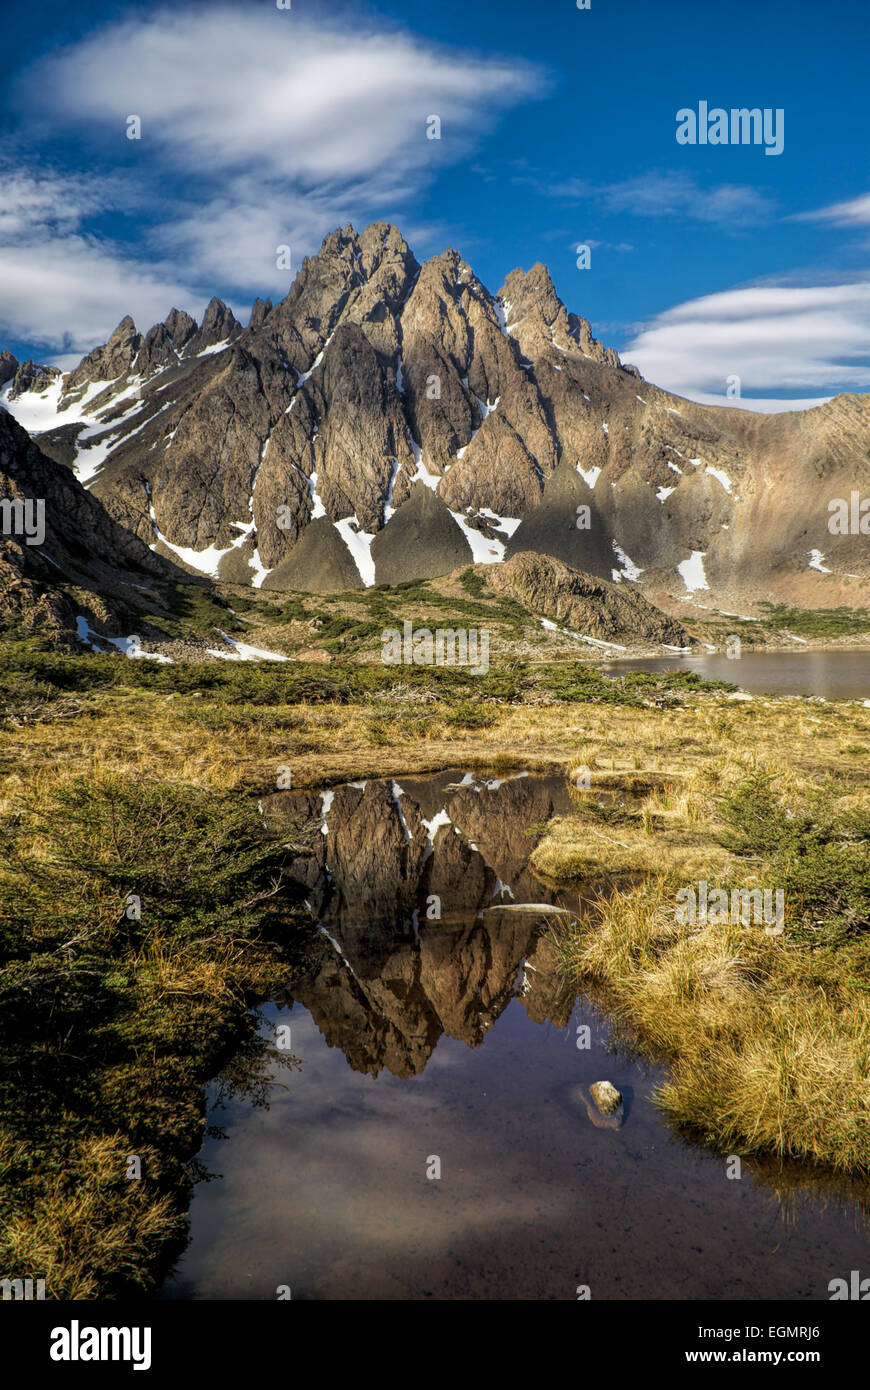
xmin=795 ymin=191 xmax=870 ymax=226
xmin=25 ymin=9 xmax=545 ymax=188
xmin=3 ymin=6 xmax=547 ymax=352
xmin=623 ymin=279 xmax=870 ymax=409
xmin=0 ymin=164 xmax=198 ymax=350
xmin=548 ymin=170 xmax=774 ymax=227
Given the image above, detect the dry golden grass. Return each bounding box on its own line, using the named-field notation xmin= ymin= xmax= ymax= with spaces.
xmin=556 ymin=881 xmax=870 ymax=1173
xmin=532 ymin=808 xmax=732 ymax=880
xmin=3 ymin=683 xmax=870 ymax=802
xmin=545 ymin=735 xmax=870 ymax=1175
xmin=3 ymin=671 xmax=870 ymax=1280
xmin=0 ymin=1133 xmax=178 ymax=1300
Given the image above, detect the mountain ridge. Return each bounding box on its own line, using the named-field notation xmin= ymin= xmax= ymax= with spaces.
xmin=3 ymin=220 xmax=870 ymax=616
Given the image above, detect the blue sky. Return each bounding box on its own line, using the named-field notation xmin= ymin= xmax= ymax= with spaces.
xmin=1 ymin=0 xmax=869 ymax=408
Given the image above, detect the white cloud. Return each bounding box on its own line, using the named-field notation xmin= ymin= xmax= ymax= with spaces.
xmin=0 ymin=237 xmax=202 ymax=355
xmin=548 ymin=170 xmax=773 ymax=226
xmin=796 ymin=192 xmax=870 ymax=226
xmin=623 ymin=280 xmax=870 ymax=410
xmin=0 ymin=167 xmax=104 ymax=239
xmin=0 ymin=164 xmax=201 ymax=352
xmin=3 ymin=9 xmax=545 ymax=347
xmin=27 ymin=9 xmax=543 ymax=186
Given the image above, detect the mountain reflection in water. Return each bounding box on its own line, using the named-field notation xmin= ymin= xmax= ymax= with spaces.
xmin=262 ymin=771 xmax=580 ymax=1078
xmin=161 ymin=771 xmax=870 ymax=1301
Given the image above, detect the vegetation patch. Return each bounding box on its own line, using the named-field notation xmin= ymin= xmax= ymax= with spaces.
xmin=552 ymin=766 xmax=870 ymax=1174
xmin=0 ymin=774 xmax=305 ymax=1297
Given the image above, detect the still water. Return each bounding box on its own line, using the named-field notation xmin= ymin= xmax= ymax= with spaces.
xmin=161 ymin=771 xmax=870 ymax=1301
xmin=605 ymin=649 xmax=870 ymax=700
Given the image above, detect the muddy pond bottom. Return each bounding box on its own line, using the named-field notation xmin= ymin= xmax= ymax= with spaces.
xmin=161 ymin=771 xmax=870 ymax=1301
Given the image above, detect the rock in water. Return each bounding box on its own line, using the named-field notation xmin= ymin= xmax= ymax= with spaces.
xmin=589 ymin=1080 xmax=622 ymax=1116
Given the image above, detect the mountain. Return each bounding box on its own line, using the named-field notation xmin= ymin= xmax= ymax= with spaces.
xmin=0 ymin=409 xmax=202 ymax=648
xmin=3 ymin=220 xmax=870 ymax=615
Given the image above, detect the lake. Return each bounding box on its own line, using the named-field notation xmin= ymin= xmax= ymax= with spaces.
xmin=605 ymin=648 xmax=870 ymax=700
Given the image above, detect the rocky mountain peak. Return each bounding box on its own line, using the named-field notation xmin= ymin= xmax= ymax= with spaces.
xmin=195 ymin=297 xmax=241 ymax=350
xmin=248 ymin=298 xmax=273 ymax=332
xmin=8 ymin=359 xmax=61 ymax=399
xmin=109 ymin=314 xmax=137 ymax=342
xmin=62 ymin=316 xmax=142 ymax=403
xmin=0 ymin=349 xmax=19 ymax=389
xmin=4 ymin=221 xmax=868 ymax=614
xmin=163 ymin=307 xmax=198 ymax=350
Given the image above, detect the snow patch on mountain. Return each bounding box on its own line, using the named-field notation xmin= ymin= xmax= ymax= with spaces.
xmin=677 ymin=551 xmax=710 ymax=592
xmin=334 ymin=516 xmax=375 ymax=585
xmin=450 ymin=510 xmax=505 ymax=562
xmin=705 ymin=466 xmax=733 ymax=494
xmin=577 ymin=464 xmax=601 ymax=490
xmin=207 ymin=629 xmax=288 ymax=661
xmin=75 ymin=614 xmax=172 ymax=662
xmin=611 ymin=542 xmax=643 ymax=582
xmin=540 ymin=616 xmax=627 ymax=651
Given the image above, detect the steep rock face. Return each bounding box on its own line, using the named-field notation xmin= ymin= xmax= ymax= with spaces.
xmin=0 ymin=410 xmax=190 ymax=643
xmin=498 ymin=261 xmax=622 ymax=369
xmin=9 ymin=360 xmax=60 ymax=398
xmin=257 ymin=321 xmax=411 ymax=549
xmin=61 ymin=316 xmax=143 ymax=405
xmin=184 ymin=297 xmax=241 ymax=356
xmin=486 ymin=551 xmax=693 ymax=645
xmin=89 ymin=340 xmax=295 ymax=554
xmin=400 ymin=249 xmax=515 ymax=474
xmin=4 ymin=220 xmax=869 ymax=609
xmin=0 ymin=351 xmax=19 ymax=389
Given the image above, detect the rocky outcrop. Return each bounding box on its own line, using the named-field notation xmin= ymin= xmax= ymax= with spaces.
xmin=163 ymin=308 xmax=198 ymax=351
xmin=61 ymin=317 xmax=142 ymax=404
xmin=183 ymin=297 xmax=241 ymax=356
xmin=0 ymin=350 xmax=19 ymax=389
xmin=485 ymin=551 xmax=693 ymax=645
xmin=8 ymin=360 xmax=60 ymax=399
xmin=589 ymin=1080 xmax=622 ymax=1116
xmin=498 ymin=261 xmax=621 ymax=370
xmin=0 ymin=410 xmax=195 ymax=645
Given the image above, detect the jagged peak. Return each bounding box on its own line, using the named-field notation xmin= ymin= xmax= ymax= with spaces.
xmin=163 ymin=307 xmax=198 ymax=347
xmin=0 ymin=348 xmax=19 ymax=389
xmin=248 ymin=297 xmax=273 ymax=331
xmin=108 ymin=314 xmax=138 ymax=341
xmin=200 ymin=297 xmax=236 ymax=329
